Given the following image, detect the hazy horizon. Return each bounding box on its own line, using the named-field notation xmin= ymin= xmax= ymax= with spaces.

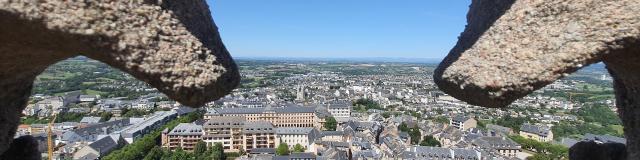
xmin=209 ymin=0 xmax=471 ymax=59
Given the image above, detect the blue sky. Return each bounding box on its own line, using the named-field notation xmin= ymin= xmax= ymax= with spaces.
xmin=207 ymin=0 xmax=471 ymax=59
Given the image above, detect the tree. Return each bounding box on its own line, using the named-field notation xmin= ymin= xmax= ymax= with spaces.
xmin=527 ymin=154 xmax=552 ymax=160
xmin=193 ymin=140 xmax=207 ymax=158
xmin=293 ymin=144 xmax=305 ymax=152
xmin=477 ymin=120 xmax=487 ymax=129
xmin=238 ymin=148 xmax=246 ymax=156
xmin=398 ymin=122 xmax=409 ymax=132
xmin=169 ymin=147 xmax=192 ymax=160
xmin=409 ymin=126 xmax=422 ymax=145
xmin=209 ymin=142 xmax=225 ymax=160
xmin=433 ymin=116 xmax=449 ymax=124
xmin=352 ymin=98 xmax=383 ymax=110
xmin=381 ymin=112 xmax=391 ymax=118
xmin=510 ymin=135 xmax=568 ymax=159
xmin=420 ymin=135 xmax=441 ymax=147
xmin=142 ymin=146 xmax=164 ymax=160
xmin=276 ymin=143 xmax=290 ymax=156
xmin=495 ymin=115 xmax=528 ymax=132
xmin=100 ymin=112 xmax=113 ymax=122
xmin=324 ymin=117 xmax=337 ymax=131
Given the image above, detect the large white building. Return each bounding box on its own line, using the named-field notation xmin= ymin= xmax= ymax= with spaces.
xmin=327 ymin=102 xmax=351 ymax=118
xmin=275 ymin=127 xmax=319 ymax=150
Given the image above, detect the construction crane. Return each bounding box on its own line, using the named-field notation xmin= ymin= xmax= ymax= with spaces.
xmin=47 ymin=114 xmax=57 ymax=160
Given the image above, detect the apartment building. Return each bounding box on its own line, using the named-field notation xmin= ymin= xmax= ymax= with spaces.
xmin=163 ymin=123 xmax=203 ymax=151
xmin=450 ymin=115 xmax=477 ymax=131
xmin=199 ymin=117 xmax=278 ymax=153
xmin=327 ymin=102 xmax=351 ymax=118
xmin=242 ymin=121 xmax=277 ymax=152
xmin=472 ymin=136 xmax=521 ymax=157
xmin=276 ymin=127 xmax=320 ymax=150
xmin=519 ymin=124 xmax=553 ymax=142
xmin=206 ymin=106 xmax=316 ymax=128
xmin=202 ymin=116 xmax=245 ymax=152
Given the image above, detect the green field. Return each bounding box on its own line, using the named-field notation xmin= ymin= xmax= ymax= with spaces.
xmin=84 ymin=89 xmax=107 ymax=95
xmin=37 ymin=71 xmax=78 ymax=80
xmin=610 ymin=125 xmax=624 ymax=135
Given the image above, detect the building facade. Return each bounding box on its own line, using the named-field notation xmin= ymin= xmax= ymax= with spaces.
xmin=276 ymin=127 xmax=319 ymax=150
xmin=202 ymin=116 xmax=245 ymax=152
xmin=519 ymin=124 xmax=553 ymax=142
xmin=450 ymin=116 xmax=477 ymax=131
xmin=472 ymin=136 xmax=521 ymax=157
xmin=327 ymin=102 xmax=351 ymax=118
xmin=206 ymin=106 xmax=316 ymax=128
xmin=200 ymin=117 xmax=278 ymax=153
xmin=164 ymin=123 xmax=203 ymax=151
xmin=242 ymin=121 xmax=277 ymax=152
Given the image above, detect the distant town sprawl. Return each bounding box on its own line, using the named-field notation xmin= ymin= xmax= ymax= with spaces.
xmin=21 ymin=57 xmax=622 ymax=160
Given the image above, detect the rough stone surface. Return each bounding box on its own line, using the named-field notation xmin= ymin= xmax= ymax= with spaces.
xmin=435 ymin=0 xmax=640 ymax=107
xmin=0 ymin=136 xmax=41 ymax=160
xmin=434 ymin=0 xmax=640 ymax=159
xmin=0 ymin=0 xmax=239 ymax=157
xmin=569 ymin=141 xmax=627 ymax=160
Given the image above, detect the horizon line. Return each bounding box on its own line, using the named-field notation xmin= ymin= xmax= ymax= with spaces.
xmin=234 ymin=56 xmax=445 ymax=60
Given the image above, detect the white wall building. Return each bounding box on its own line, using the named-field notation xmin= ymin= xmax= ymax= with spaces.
xmin=276 ymin=127 xmax=319 ymax=150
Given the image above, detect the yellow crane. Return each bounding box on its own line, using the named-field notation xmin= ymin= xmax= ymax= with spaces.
xmin=47 ymin=114 xmax=57 ymax=160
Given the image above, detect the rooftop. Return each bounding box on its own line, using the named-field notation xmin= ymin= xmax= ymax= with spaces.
xmin=520 ymin=124 xmax=550 ymax=136
xmin=168 ymin=123 xmax=203 ymax=136
xmin=204 ymin=116 xmax=246 ymax=127
xmin=275 ymin=127 xmax=314 ymax=135
xmin=472 ymin=136 xmax=520 ymax=150
xmin=243 ymin=121 xmax=275 ymax=133
xmin=214 ymin=106 xmax=315 ymax=114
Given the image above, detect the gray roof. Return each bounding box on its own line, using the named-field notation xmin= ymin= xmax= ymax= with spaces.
xmin=411 ymin=146 xmax=452 ymax=158
xmin=89 ymin=136 xmax=119 ymax=155
xmin=453 ymin=148 xmax=479 ymax=159
xmin=243 ymin=121 xmax=274 ymax=134
xmin=520 ymin=124 xmax=550 ymax=136
xmin=204 ymin=116 xmax=246 ymax=128
xmin=452 ymin=115 xmax=471 ymax=122
xmin=274 ymin=152 xmax=316 ymax=160
xmin=174 ymin=107 xmax=195 ymax=115
xmin=584 ymin=133 xmax=626 ymax=144
xmin=214 ymin=106 xmax=315 ymax=114
xmin=168 ymin=123 xmax=203 ymax=136
xmin=76 ymin=153 xmax=99 ymax=160
xmin=68 ymin=119 xmax=130 ymax=139
xmin=275 ymin=127 xmax=314 ymax=135
xmin=487 ymin=124 xmax=512 ymax=134
xmin=407 ymin=146 xmax=480 ymax=160
xmin=121 ymin=110 xmax=176 ymax=136
xmin=353 ymin=150 xmax=378 ymax=159
xmin=80 ymin=117 xmax=102 ymax=124
xmin=561 ymin=138 xmax=579 ymax=147
xmin=321 ymin=131 xmax=344 ymax=137
xmin=472 ymin=136 xmax=520 ymax=150
xmin=318 ymin=148 xmax=349 ymax=160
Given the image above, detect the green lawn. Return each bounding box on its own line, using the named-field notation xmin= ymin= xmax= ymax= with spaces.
xmin=576 ymin=83 xmax=613 ymax=92
xmin=37 ymin=71 xmax=78 ymax=80
xmin=82 ymin=82 xmax=97 ymax=85
xmin=84 ymin=89 xmax=106 ymax=95
xmin=610 ymin=125 xmax=624 ymax=135
xmin=96 ymin=77 xmax=116 ymax=81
